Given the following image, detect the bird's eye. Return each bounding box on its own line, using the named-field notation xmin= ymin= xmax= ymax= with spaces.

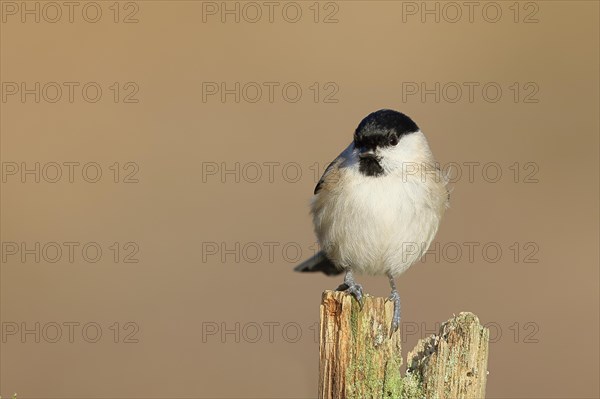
xmin=389 ymin=136 xmax=399 ymax=146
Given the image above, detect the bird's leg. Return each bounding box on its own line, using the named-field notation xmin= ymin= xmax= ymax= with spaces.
xmin=336 ymin=269 xmax=363 ymax=308
xmin=386 ymin=272 xmax=401 ymax=333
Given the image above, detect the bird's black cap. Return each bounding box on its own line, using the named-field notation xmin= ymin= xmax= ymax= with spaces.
xmin=354 ymin=109 xmax=419 ymax=150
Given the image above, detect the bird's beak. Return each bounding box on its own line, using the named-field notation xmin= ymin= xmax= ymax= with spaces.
xmin=358 ymin=148 xmax=377 ymax=160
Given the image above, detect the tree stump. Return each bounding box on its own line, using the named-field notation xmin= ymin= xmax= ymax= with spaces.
xmin=318 ymin=290 xmax=489 ymax=399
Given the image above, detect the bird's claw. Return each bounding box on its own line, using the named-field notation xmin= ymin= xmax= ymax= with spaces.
xmin=336 ymin=282 xmax=364 ymax=309
xmin=388 ymin=291 xmax=401 ymax=334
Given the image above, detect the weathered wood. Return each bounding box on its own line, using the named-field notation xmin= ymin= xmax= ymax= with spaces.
xmin=319 ymin=291 xmax=417 ymax=399
xmin=318 ymin=290 xmax=489 ymax=399
xmin=407 ymin=312 xmax=489 ymax=399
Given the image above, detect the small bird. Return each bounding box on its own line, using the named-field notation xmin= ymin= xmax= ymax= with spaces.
xmin=295 ymin=109 xmax=449 ymax=332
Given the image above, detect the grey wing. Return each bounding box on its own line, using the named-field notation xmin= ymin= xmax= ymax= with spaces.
xmin=314 ymin=160 xmax=337 ymax=195
xmin=314 ymin=144 xmax=353 ymax=195
xmin=435 ymin=164 xmax=451 ymax=202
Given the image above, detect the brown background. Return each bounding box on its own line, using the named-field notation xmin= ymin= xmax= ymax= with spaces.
xmin=0 ymin=1 xmax=598 ymax=398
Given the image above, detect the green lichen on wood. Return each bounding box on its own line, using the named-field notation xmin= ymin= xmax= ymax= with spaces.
xmin=341 ymin=293 xmax=425 ymax=399
xmin=399 ymin=370 xmax=426 ymax=399
xmin=382 ymin=357 xmax=426 ymax=399
xmin=345 ymin=295 xmax=386 ymax=397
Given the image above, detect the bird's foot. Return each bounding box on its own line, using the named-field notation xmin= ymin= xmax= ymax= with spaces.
xmin=336 ymin=281 xmax=364 ymax=309
xmin=386 ymin=290 xmax=401 ymax=334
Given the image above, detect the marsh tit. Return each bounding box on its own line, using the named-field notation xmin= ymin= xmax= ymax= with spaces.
xmin=295 ymin=109 xmax=449 ymax=332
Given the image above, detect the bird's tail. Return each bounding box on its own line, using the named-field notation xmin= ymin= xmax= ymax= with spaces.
xmin=294 ymin=251 xmax=343 ymax=276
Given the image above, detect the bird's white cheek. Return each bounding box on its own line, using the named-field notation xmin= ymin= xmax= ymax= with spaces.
xmin=378 ymin=147 xmax=408 ymax=173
